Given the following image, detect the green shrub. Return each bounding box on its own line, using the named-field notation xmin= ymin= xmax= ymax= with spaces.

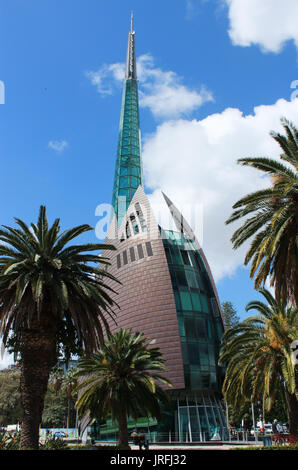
xmin=0 ymin=432 xmax=20 ymax=450
xmin=40 ymin=435 xmax=67 ymax=450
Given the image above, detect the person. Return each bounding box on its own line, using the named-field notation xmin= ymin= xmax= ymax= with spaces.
xmin=139 ymin=429 xmax=145 ymax=450
xmin=144 ymin=433 xmax=150 ymax=450
xmin=131 ymin=430 xmax=139 ymax=446
xmin=272 ymin=420 xmax=280 ymax=434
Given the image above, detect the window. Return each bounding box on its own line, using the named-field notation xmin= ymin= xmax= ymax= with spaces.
xmin=210 ymin=372 xmax=217 ymax=390
xmin=171 ymin=247 xmax=183 ymax=265
xmin=164 ymin=247 xmax=172 ymax=264
xmin=211 ymin=298 xmax=220 ymax=317
xmin=199 ymin=343 xmax=209 ymax=366
xmin=196 ymin=318 xmax=207 ymax=340
xmin=184 ymin=317 xmax=196 ymax=338
xmin=137 ymin=244 xmax=144 ymax=259
xmin=130 ymin=214 xmax=139 ymax=234
xmin=208 ymin=345 xmax=216 ymax=367
xmin=129 ymin=247 xmax=136 ymax=262
xmin=126 ymin=221 xmax=131 ymax=239
xmin=131 ymin=167 xmax=140 ymax=176
xmin=120 ymin=166 xmax=128 ymax=176
xmin=186 ymin=271 xmax=198 ymax=289
xmin=131 ymin=176 xmax=139 ymax=189
xmin=170 ymin=271 xmax=177 ymax=289
xmin=191 ymin=292 xmax=201 ymax=311
xmin=201 ymin=374 xmax=210 ymax=389
xmin=193 ymin=252 xmax=204 ymax=272
xmin=119 ymin=176 xmax=130 ymax=187
xmin=188 ymin=342 xmax=200 ymax=365
xmin=116 ymin=254 xmax=121 ymax=269
xmin=202 ymin=272 xmax=213 ymax=295
xmin=178 ymin=316 xmax=185 ymax=337
xmin=174 ymin=291 xmax=181 ymax=309
xmin=180 ymin=291 xmax=192 ymax=310
xmin=184 ymin=315 xmax=206 ymax=340
xmin=135 ymin=202 xmax=148 ymax=231
xmin=180 ymin=250 xmax=191 ymax=265
xmin=190 ymin=367 xmax=202 ymax=389
xmin=123 ymin=250 xmax=128 ymax=265
xmin=118 ymin=188 xmax=130 ymax=199
xmin=145 ymin=241 xmax=153 ymax=257
xmin=176 ymin=270 xmax=187 ymax=287
xmin=200 ymin=294 xmax=209 ymax=314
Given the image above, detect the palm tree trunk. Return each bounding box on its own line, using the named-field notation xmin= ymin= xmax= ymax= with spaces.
xmin=19 ymin=316 xmax=57 ymax=450
xmin=285 ymin=389 xmax=298 ymax=435
xmin=117 ymin=407 xmax=128 ymax=447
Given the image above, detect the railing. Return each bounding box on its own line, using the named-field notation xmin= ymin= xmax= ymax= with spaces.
xmin=96 ymin=428 xmax=261 ymax=444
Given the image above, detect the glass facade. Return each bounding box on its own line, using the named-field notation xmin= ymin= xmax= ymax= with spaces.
xmin=175 ymin=392 xmax=228 ymax=442
xmin=161 ymin=229 xmax=224 ymax=394
xmin=93 ymin=392 xmax=228 ymax=443
xmin=112 ymin=78 xmax=143 ymax=227
xmin=152 ymin=229 xmax=228 ymax=442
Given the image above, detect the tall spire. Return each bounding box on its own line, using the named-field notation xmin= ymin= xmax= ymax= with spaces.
xmin=125 ymin=11 xmax=137 ymax=79
xmin=111 ymin=15 xmax=143 ymax=227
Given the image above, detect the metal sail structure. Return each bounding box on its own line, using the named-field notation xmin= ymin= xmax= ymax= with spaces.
xmin=111 ymin=13 xmax=143 ymax=227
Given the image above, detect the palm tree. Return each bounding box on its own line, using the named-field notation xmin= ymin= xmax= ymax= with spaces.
xmin=49 ymin=367 xmax=64 ymax=396
xmin=219 ymin=289 xmax=298 ymax=434
xmin=226 ymin=118 xmax=298 ymax=306
xmin=74 ymin=328 xmax=172 ymax=447
xmin=0 ymin=206 xmax=119 ymax=449
xmin=62 ymin=367 xmax=78 ymax=432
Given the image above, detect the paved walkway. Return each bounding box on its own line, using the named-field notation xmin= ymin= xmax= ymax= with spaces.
xmin=98 ymin=442 xmax=262 ymax=451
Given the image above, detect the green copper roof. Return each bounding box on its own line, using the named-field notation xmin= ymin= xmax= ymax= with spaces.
xmin=111 ymin=17 xmax=143 ymax=226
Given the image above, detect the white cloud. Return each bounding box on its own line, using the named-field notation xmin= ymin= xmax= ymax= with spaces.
xmin=137 ymin=54 xmax=214 ymax=118
xmin=86 ymin=54 xmax=213 ymax=119
xmin=143 ymin=98 xmax=298 ymax=282
xmin=48 ymin=140 xmax=69 ymax=153
xmin=85 ymin=63 xmax=126 ymax=95
xmin=225 ymin=0 xmax=298 ymax=53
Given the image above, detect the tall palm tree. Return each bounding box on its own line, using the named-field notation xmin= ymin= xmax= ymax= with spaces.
xmin=74 ymin=328 xmax=172 ymax=447
xmin=226 ymin=118 xmax=298 ymax=305
xmin=219 ymin=289 xmax=298 ymax=434
xmin=0 ymin=206 xmax=119 ymax=449
xmin=62 ymin=367 xmax=78 ymax=431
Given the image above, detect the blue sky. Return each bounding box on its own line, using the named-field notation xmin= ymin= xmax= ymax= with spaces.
xmin=0 ymin=0 xmax=298 ymax=366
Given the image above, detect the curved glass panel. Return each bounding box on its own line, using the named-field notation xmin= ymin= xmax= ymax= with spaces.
xmin=162 ymin=230 xmax=224 ymax=393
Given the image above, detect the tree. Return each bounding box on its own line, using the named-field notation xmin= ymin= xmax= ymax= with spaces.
xmin=226 ymin=119 xmax=298 ymax=306
xmin=0 ymin=369 xmax=23 ymax=426
xmin=49 ymin=367 xmax=64 ymax=396
xmin=0 ymin=206 xmax=119 ymax=449
xmin=221 ymin=301 xmax=240 ymax=330
xmin=62 ymin=367 xmax=78 ymax=431
xmin=41 ymin=387 xmax=68 ymax=429
xmin=219 ymin=289 xmax=298 ymax=434
xmin=74 ymin=329 xmax=172 ymax=447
